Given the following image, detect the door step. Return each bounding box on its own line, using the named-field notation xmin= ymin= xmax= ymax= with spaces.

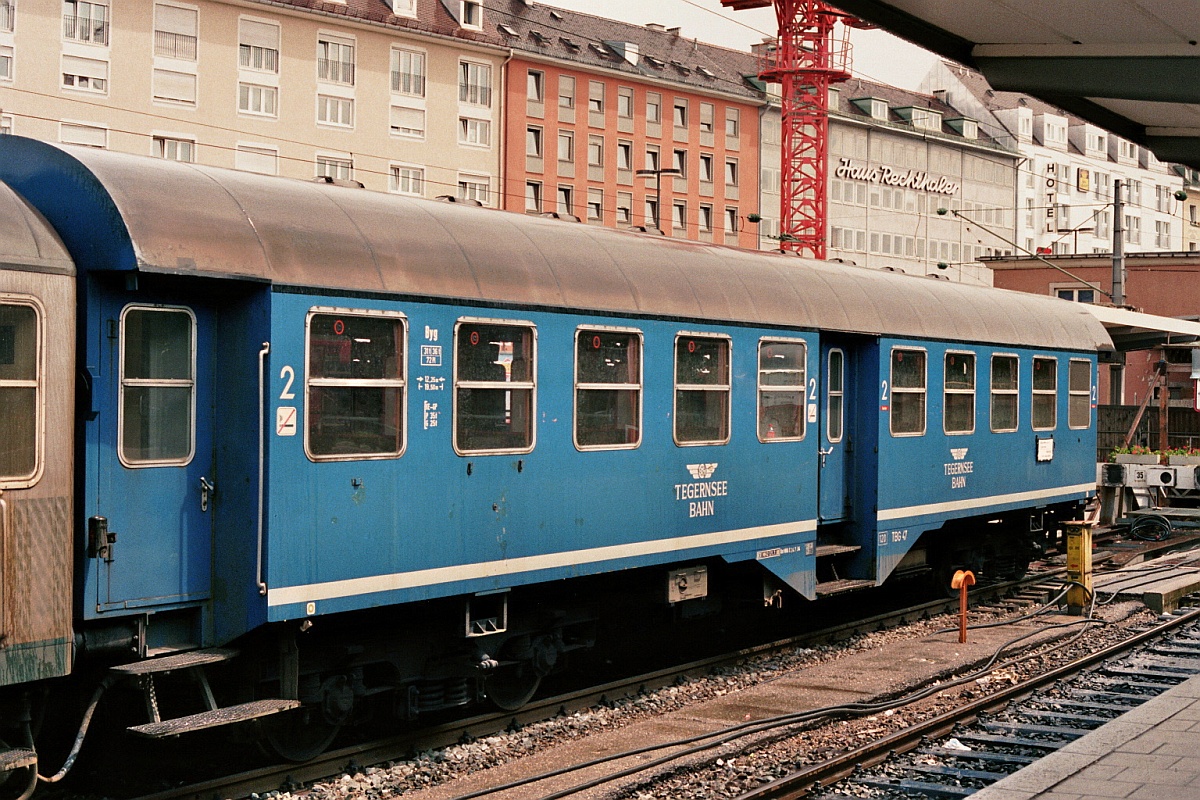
xmin=128 ymin=699 xmax=300 ymax=738
xmin=109 ymin=647 xmax=238 ymax=676
xmin=815 ymin=544 xmax=861 ymax=558
xmin=815 ymin=578 xmax=875 ymax=596
xmin=0 ymin=748 xmax=35 ymax=772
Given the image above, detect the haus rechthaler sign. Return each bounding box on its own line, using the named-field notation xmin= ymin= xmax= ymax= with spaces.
xmin=834 ymin=158 xmax=960 ymax=195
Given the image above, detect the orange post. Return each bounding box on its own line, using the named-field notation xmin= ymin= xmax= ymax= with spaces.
xmin=951 ymin=570 xmax=976 ymax=643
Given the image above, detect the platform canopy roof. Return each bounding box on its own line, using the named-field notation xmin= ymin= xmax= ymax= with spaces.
xmin=829 ymin=0 xmax=1200 ymax=169
xmin=1082 ymin=304 xmax=1200 ymax=352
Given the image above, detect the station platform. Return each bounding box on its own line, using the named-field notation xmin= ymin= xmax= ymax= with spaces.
xmin=970 ymin=672 xmax=1200 ymax=800
xmin=1093 ymin=547 xmax=1200 ymax=613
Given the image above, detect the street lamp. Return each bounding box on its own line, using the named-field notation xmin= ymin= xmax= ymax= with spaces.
xmin=636 ymin=167 xmax=681 ymax=231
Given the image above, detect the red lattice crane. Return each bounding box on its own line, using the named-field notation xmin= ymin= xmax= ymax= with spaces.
xmin=721 ymin=1 xmax=862 ymax=258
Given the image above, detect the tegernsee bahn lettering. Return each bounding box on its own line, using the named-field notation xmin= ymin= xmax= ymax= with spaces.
xmin=834 ymin=158 xmax=960 ymax=195
xmin=675 ymin=463 xmax=728 ymax=518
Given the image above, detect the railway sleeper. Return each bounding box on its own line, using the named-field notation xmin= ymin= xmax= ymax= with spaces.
xmin=1010 ymin=708 xmax=1111 ymax=726
xmin=918 ymin=747 xmax=1037 ymax=766
xmin=906 ymin=763 xmax=1013 ymax=782
xmin=951 ymin=732 xmax=1067 ymax=750
xmin=1127 ymin=655 xmax=1200 ymax=671
xmin=1088 ymin=674 xmax=1181 ymax=691
xmin=1068 ymin=687 xmax=1156 ymax=703
xmin=1101 ymin=666 xmax=1193 ymax=682
xmin=980 ymin=721 xmax=1087 ymax=739
xmin=1026 ymin=697 xmax=1142 ymax=713
xmin=855 ymin=776 xmax=974 ymax=797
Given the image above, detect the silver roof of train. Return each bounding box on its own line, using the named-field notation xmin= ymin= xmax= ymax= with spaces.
xmin=0 ymin=138 xmax=1111 ymax=352
xmin=0 ymin=180 xmax=73 ymax=276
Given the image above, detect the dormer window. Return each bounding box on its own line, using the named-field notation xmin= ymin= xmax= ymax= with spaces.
xmin=850 ymin=97 xmax=888 ymax=121
xmin=947 ymin=117 xmax=976 ymax=139
xmin=895 ymin=106 xmax=941 ymax=131
xmin=697 ymin=66 xmax=714 ymax=78
xmin=559 ymin=36 xmax=580 ymax=51
xmin=497 ymin=23 xmax=517 ymax=37
xmin=530 ymin=30 xmax=550 ymax=45
xmin=460 ymin=0 xmax=481 ymax=28
xmin=642 ymin=55 xmax=664 ymax=69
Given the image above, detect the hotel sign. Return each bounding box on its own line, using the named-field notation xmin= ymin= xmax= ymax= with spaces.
xmin=834 ymin=158 xmax=960 ymax=195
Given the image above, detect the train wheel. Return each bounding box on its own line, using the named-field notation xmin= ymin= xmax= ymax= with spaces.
xmin=485 ymin=666 xmax=541 ymax=712
xmin=259 ymin=709 xmax=340 ymax=763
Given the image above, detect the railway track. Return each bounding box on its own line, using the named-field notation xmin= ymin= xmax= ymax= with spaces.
xmin=121 ymin=571 xmax=1062 ymax=800
xmin=743 ymin=603 xmax=1200 ymax=800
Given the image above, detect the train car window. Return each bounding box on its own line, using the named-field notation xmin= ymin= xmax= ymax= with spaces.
xmin=306 ymin=311 xmax=406 ymax=460
xmin=574 ymin=328 xmax=642 ymax=450
xmin=674 ymin=334 xmax=731 ymax=445
xmin=943 ymin=351 xmax=975 ymax=434
xmin=120 ymin=306 xmax=195 ymax=466
xmin=1068 ymin=359 xmax=1091 ymax=429
xmin=990 ymin=355 xmax=1019 ymax=433
xmin=0 ymin=301 xmax=40 ymax=483
xmin=757 ymin=339 xmax=806 ymax=442
xmin=454 ymin=320 xmax=536 ymax=454
xmin=1032 ymin=357 xmax=1057 ymax=430
xmin=889 ymin=347 xmax=926 ymax=436
xmin=827 ymin=348 xmax=844 ymax=443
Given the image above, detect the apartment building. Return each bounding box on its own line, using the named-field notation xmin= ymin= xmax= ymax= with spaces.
xmin=495 ymin=3 xmax=762 ymax=247
xmin=0 ymin=0 xmax=504 ymax=199
xmin=923 ymin=62 xmax=1185 ymax=262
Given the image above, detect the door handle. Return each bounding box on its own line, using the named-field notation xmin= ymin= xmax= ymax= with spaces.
xmin=200 ymin=477 xmax=215 ymax=512
xmin=818 ymin=447 xmax=833 ymax=468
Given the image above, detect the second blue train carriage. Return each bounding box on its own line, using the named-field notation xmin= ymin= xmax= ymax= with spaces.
xmin=0 ymin=137 xmax=1110 ymax=726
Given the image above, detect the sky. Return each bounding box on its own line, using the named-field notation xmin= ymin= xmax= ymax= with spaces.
xmin=539 ymin=0 xmax=941 ymax=91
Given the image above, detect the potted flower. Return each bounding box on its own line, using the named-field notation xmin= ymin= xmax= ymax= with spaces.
xmin=1164 ymin=447 xmax=1200 ymax=466
xmin=1110 ymin=445 xmax=1162 ymax=465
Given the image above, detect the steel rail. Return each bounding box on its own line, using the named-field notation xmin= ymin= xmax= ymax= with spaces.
xmin=736 ymin=605 xmax=1200 ymax=800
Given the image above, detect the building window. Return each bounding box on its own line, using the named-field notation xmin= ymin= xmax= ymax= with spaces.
xmin=890 ymin=347 xmax=926 ymax=436
xmin=453 ymin=320 xmax=536 ymax=454
xmin=672 ymin=148 xmax=687 ymax=176
xmin=757 ymin=339 xmax=805 ymax=442
xmin=556 ymin=185 xmax=573 ymax=216
xmin=526 ymin=126 xmax=542 ymax=157
xmin=1032 ymin=357 xmax=1057 ymax=430
xmin=154 ymin=136 xmax=194 ymax=162
xmin=1 ymin=114 xmax=14 ymax=135
xmin=235 ymin=144 xmax=277 ymax=174
xmin=558 ymin=75 xmax=574 ymax=109
xmin=1068 ymin=359 xmax=1091 ymax=429
xmin=645 ymin=199 xmax=658 ymax=229
xmin=316 ymin=156 xmax=353 ymax=182
xmin=575 ymin=328 xmax=641 ymax=449
xmin=458 ymin=117 xmax=490 ymax=146
xmin=1055 ymin=286 xmax=1095 ymax=303
xmin=725 ymin=159 xmax=738 ymax=187
xmin=119 ymin=306 xmax=195 ymax=466
xmin=672 ymin=200 xmax=686 ymax=231
xmin=152 ymin=69 xmax=196 ymax=105
xmin=558 ymin=130 xmax=574 ymax=162
xmin=317 ymin=37 xmax=355 ymax=85
xmin=587 ymin=188 xmax=602 ymax=222
xmin=588 ymin=135 xmax=603 ymax=168
xmin=646 ymin=92 xmax=661 ymax=124
xmin=460 ymin=0 xmax=481 ymax=28
xmin=391 ymin=0 xmax=416 ymax=15
xmin=389 ymin=165 xmax=423 ymax=196
xmin=62 ymin=55 xmax=108 ymax=93
xmin=0 ymin=0 xmax=12 ymax=33
xmin=59 ymin=124 xmax=108 ymax=149
xmin=1156 ymin=220 xmax=1172 ymax=248
xmin=617 ymin=86 xmax=633 ymax=119
xmin=674 ymin=334 xmax=731 ymax=445
xmin=725 ymin=108 xmax=740 ymax=138
xmin=699 ymin=204 xmax=712 ymax=233
xmin=317 ymin=95 xmax=353 ymax=127
xmin=943 ymin=351 xmax=975 ymax=434
xmin=725 ymin=207 xmax=738 ymax=234
xmin=457 ymin=175 xmax=489 ymax=205
xmin=616 ymin=140 xmax=632 ymax=170
xmin=990 ymin=355 xmax=1019 ymax=433
xmin=389 ymin=105 xmax=424 ymax=138
xmin=616 ymin=191 xmax=632 ymax=225
xmin=525 ymin=181 xmax=541 ymax=213
xmin=459 ymin=60 xmax=491 ymax=107
xmin=0 ymin=301 xmax=41 ymax=483
xmin=306 ymin=311 xmax=405 ymax=460
xmin=239 ymin=18 xmax=279 ymax=72
xmin=391 ymin=47 xmax=425 ymax=96
xmin=700 ymin=153 xmax=714 ymax=183
xmin=63 ymin=0 xmax=108 ymax=45
xmin=644 ymin=145 xmax=659 ymax=172
xmin=699 ymin=102 xmax=714 ymax=134
xmin=587 ymin=80 xmax=604 ymax=113
xmin=527 ymin=69 xmax=543 ymax=101
xmin=238 ymin=83 xmax=276 ymax=116
xmin=0 ymin=46 xmax=10 ymax=81
xmin=673 ymin=98 xmax=688 ymax=127
xmin=154 ymin=4 xmax=197 ymax=60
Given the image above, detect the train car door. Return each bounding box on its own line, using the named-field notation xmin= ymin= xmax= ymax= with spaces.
xmin=93 ymin=301 xmax=214 ymax=613
xmin=818 ymin=339 xmax=854 ymax=523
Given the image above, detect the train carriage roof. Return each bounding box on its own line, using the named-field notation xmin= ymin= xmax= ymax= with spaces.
xmin=0 ymin=137 xmax=1110 ymax=353
xmin=0 ymin=179 xmax=73 ymax=276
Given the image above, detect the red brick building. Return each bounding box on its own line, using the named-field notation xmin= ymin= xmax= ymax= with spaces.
xmin=496 ymin=4 xmax=762 ymax=247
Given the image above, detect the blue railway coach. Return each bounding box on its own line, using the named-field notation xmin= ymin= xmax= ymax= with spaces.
xmin=0 ymin=137 xmax=1112 ymax=768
